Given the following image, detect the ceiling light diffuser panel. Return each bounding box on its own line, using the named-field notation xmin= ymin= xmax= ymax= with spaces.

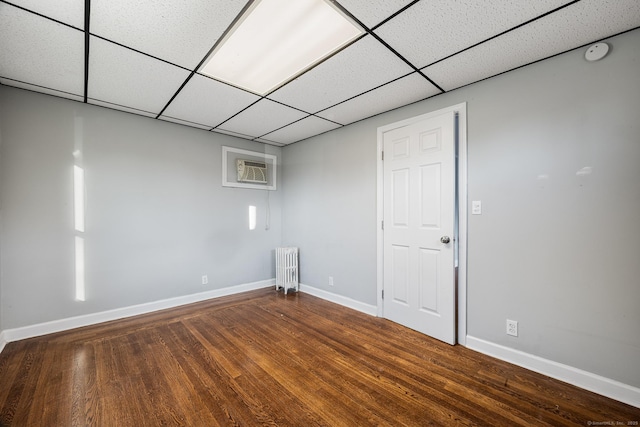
xmin=199 ymin=0 xmax=365 ymax=95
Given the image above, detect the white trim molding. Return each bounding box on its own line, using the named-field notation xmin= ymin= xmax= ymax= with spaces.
xmin=466 ymin=336 xmax=640 ymax=409
xmin=0 ymin=331 xmax=7 ymax=354
xmin=300 ymin=284 xmax=377 ymax=317
xmin=0 ymin=279 xmax=274 ymax=348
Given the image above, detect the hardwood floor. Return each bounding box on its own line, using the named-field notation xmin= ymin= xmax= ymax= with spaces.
xmin=0 ymin=288 xmax=638 ymax=426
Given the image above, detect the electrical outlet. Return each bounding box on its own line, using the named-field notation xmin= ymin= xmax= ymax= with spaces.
xmin=506 ymin=319 xmax=518 ymax=337
xmin=202 ymin=275 xmax=208 ymax=285
xmin=328 ymin=276 xmax=334 ymax=286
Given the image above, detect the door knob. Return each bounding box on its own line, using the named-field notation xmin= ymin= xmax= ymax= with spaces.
xmin=440 ymin=236 xmax=451 ymax=244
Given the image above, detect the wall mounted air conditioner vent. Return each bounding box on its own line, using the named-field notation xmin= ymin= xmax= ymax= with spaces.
xmin=237 ymin=159 xmax=268 ymax=184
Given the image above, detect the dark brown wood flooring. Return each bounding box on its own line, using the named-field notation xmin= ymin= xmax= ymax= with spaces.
xmin=0 ymin=288 xmax=638 ymax=426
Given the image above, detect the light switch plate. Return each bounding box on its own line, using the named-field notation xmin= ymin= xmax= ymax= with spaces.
xmin=472 ymin=200 xmax=482 ymax=215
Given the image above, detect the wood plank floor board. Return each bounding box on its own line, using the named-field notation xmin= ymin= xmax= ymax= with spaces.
xmin=208 ymin=312 xmax=374 ymax=426
xmin=162 ymin=322 xmax=278 ymax=427
xmin=225 ymin=298 xmax=510 ymax=426
xmin=94 ymin=339 xmax=125 ymax=426
xmin=182 ymin=317 xmax=326 ymax=427
xmin=219 ymin=307 xmax=418 ymax=426
xmin=164 ymin=321 xmax=270 ymax=426
xmin=222 ymin=305 xmax=405 ymax=425
xmin=0 ymin=288 xmax=638 ymax=426
xmin=130 ymin=329 xmax=186 ymax=425
xmin=26 ymin=341 xmax=68 ymax=426
xmin=1 ymin=341 xmax=45 ymax=426
xmin=318 ymin=302 xmax=626 ymax=426
xmin=0 ymin=342 xmax=28 ymax=422
xmin=152 ymin=324 xmax=252 ymax=425
xmin=72 ymin=343 xmax=100 ymax=427
xmin=158 ymin=332 xmax=240 ymax=427
xmin=268 ymin=303 xmax=495 ymax=425
xmin=230 ymin=300 xmax=453 ymax=425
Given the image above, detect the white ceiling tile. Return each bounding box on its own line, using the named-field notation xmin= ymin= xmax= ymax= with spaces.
xmin=262 ymin=116 xmax=341 ymax=145
xmin=337 ymin=0 xmax=414 ymax=28
xmin=218 ymin=99 xmax=308 ymax=138
xmin=0 ymin=5 xmax=84 ymax=96
xmin=162 ymin=74 xmax=260 ymax=128
xmin=88 ymin=36 xmax=191 ymax=115
xmin=375 ymin=0 xmax=574 ymax=69
xmin=268 ymin=35 xmax=414 ymax=113
xmin=90 ymin=0 xmax=247 ymax=69
xmin=158 ymin=115 xmax=213 ymax=130
xmin=8 ymin=0 xmax=84 ymax=29
xmin=317 ymin=73 xmax=440 ymax=125
xmin=87 ymin=99 xmax=157 ymax=118
xmin=0 ymin=78 xmax=84 ymax=102
xmin=423 ymin=0 xmax=640 ymax=91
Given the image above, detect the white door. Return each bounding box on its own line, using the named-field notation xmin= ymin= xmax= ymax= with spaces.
xmin=382 ymin=110 xmax=456 ymax=345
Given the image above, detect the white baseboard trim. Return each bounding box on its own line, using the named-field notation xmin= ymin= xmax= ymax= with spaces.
xmin=1 ymin=279 xmax=274 ymax=348
xmin=0 ymin=330 xmax=6 ymax=354
xmin=299 ymin=284 xmax=377 ymax=317
xmin=466 ymin=335 xmax=640 ymax=409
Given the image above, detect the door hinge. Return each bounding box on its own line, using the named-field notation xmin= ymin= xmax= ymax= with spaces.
xmin=381 ymin=220 xmax=384 ymax=230
xmin=381 ymin=151 xmax=384 ymax=161
xmin=382 ymin=289 xmax=384 ymax=299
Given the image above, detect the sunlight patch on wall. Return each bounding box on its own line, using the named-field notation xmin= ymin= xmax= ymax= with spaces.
xmin=73 ymin=165 xmax=85 ymax=232
xmin=74 ymin=236 xmax=85 ymax=302
xmin=249 ymin=205 xmax=257 ymax=230
xmin=73 ymin=117 xmax=86 ymax=302
xmin=73 ymin=165 xmax=86 ymax=301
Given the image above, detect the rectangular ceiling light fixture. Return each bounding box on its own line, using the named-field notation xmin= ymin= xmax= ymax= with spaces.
xmin=199 ymin=0 xmax=364 ymax=95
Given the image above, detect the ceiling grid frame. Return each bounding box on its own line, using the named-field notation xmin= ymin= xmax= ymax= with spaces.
xmin=1 ymin=0 xmax=639 ymax=144
xmin=83 ymin=0 xmax=90 ymax=103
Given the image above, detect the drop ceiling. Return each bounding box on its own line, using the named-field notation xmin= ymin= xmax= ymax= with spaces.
xmin=1 ymin=0 xmax=639 ymax=145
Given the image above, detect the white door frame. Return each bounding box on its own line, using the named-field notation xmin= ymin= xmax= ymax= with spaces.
xmin=376 ymin=103 xmax=468 ymax=345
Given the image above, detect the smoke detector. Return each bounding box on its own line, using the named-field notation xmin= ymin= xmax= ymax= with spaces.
xmin=585 ymin=43 xmax=609 ymax=62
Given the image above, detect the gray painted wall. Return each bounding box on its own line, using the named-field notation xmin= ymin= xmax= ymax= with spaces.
xmin=0 ymin=113 xmax=3 ymax=334
xmin=0 ymin=87 xmax=281 ymax=329
xmin=282 ymin=123 xmax=378 ymax=303
xmin=282 ymin=29 xmax=640 ymax=387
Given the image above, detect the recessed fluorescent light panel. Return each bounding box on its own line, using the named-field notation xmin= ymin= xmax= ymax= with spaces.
xmin=199 ymin=0 xmax=364 ymax=95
